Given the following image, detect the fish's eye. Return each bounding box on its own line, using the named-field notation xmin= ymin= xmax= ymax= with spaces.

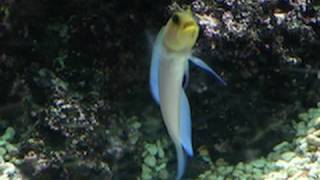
xmin=172 ymin=14 xmax=180 ymax=25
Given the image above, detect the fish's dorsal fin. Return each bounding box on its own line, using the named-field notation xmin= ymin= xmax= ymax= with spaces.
xmin=149 ymin=28 xmax=165 ymax=104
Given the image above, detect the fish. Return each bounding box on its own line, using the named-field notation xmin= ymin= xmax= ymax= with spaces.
xmin=149 ymin=8 xmax=226 ymax=180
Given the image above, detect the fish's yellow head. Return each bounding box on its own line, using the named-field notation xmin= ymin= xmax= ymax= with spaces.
xmin=163 ymin=9 xmax=199 ymax=52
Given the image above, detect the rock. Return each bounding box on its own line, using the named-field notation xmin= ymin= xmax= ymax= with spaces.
xmin=275 ymin=160 xmax=289 ymax=169
xmin=251 ymin=159 xmax=266 ymax=168
xmin=144 ymin=155 xmax=156 ymax=167
xmin=145 ymin=144 xmax=157 ymax=156
xmin=0 ymin=128 xmax=15 ymax=142
xmin=280 ymin=151 xmax=296 ymax=161
xmin=273 ymin=141 xmax=290 ymax=152
xmin=0 ymin=162 xmax=24 ymax=180
xmin=0 ymin=148 xmax=7 ymax=157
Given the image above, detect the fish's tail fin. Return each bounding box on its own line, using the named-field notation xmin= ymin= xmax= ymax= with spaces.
xmin=180 ymin=90 xmax=194 ymax=156
xmin=175 ymin=143 xmax=187 ymax=180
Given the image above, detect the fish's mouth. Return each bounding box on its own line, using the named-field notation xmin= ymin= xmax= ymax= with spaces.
xmin=183 ymin=21 xmax=197 ymax=33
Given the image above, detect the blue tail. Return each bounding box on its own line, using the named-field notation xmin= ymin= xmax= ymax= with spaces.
xmin=175 ymin=88 xmax=193 ymax=180
xmin=179 ymin=89 xmax=193 ymax=156
xmin=175 ymin=143 xmax=187 ymax=180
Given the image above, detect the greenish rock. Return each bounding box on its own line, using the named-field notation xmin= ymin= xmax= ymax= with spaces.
xmin=155 ymin=163 xmax=166 ymax=171
xmin=140 ymin=139 xmax=169 ymax=179
xmin=129 ymin=134 xmax=139 ymax=145
xmin=0 ymin=147 xmax=7 ymax=157
xmin=264 ymin=163 xmax=276 ymax=172
xmin=144 ymin=155 xmax=156 ymax=167
xmin=236 ymin=162 xmax=245 ymax=170
xmin=216 ymin=166 xmax=225 ymax=174
xmin=215 ymin=176 xmax=224 ymax=180
xmin=157 ymin=147 xmax=164 ymax=158
xmin=251 ymin=159 xmax=266 ymax=168
xmin=273 ymin=141 xmax=289 ymax=152
xmin=280 ymin=151 xmax=295 ymax=161
xmin=207 ymin=175 xmax=218 ymax=180
xmin=146 ymin=144 xmax=157 ymax=156
xmin=244 ymin=164 xmax=253 ymax=173
xmin=224 ymin=166 xmax=233 ymax=175
xmin=10 ymin=158 xmax=23 ymax=165
xmin=132 ymin=121 xmax=141 ymax=129
xmin=252 ymin=168 xmax=263 ymax=177
xmin=298 ymin=113 xmax=309 ymax=121
xmin=239 ymin=177 xmax=248 ymax=180
xmin=158 ymin=169 xmax=169 ymax=179
xmin=1 ymin=127 xmax=15 ymax=141
xmin=232 ymin=169 xmax=244 ymax=177
xmin=142 ymin=151 xmax=147 ymax=157
xmin=215 ymin=158 xmax=228 ymax=166
xmin=296 ymin=122 xmax=307 ymax=136
xmin=275 ymin=160 xmax=289 ymax=169
xmin=141 ymin=172 xmax=152 ymax=180
xmin=4 ymin=154 xmax=10 ymax=161
xmin=141 ymin=164 xmax=152 ymax=180
xmin=287 ymin=167 xmax=298 ymax=176
xmin=5 ymin=144 xmax=18 ymax=154
xmin=0 ymin=140 xmax=6 ymax=146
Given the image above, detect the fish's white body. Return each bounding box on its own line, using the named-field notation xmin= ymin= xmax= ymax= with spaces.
xmin=159 ymin=51 xmax=189 ymax=146
xmin=149 ymin=9 xmax=226 ymax=180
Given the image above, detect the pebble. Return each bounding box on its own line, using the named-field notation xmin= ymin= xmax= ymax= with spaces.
xmin=146 ymin=144 xmax=157 ymax=156
xmin=1 ymin=128 xmax=15 ymax=141
xmin=275 ymin=160 xmax=289 ymax=169
xmin=292 ymin=156 xmax=310 ymax=165
xmin=144 ymin=155 xmax=156 ymax=167
xmin=273 ymin=141 xmax=289 ymax=152
xmin=0 ymin=148 xmax=7 ymax=157
xmin=280 ymin=151 xmax=295 ymax=161
xmin=251 ymin=159 xmax=266 ymax=168
xmin=197 ymin=107 xmax=320 ymax=180
xmin=308 ymin=168 xmax=320 ymax=179
xmin=313 ymin=117 xmax=320 ymax=126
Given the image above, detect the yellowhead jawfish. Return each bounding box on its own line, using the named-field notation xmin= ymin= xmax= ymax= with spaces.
xmin=149 ymin=8 xmax=226 ymax=180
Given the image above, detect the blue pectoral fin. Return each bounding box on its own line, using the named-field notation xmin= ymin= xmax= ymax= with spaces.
xmin=189 ymin=56 xmax=227 ymax=86
xmin=149 ymin=29 xmax=164 ymax=105
xmin=180 ymin=90 xmax=193 ymax=156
